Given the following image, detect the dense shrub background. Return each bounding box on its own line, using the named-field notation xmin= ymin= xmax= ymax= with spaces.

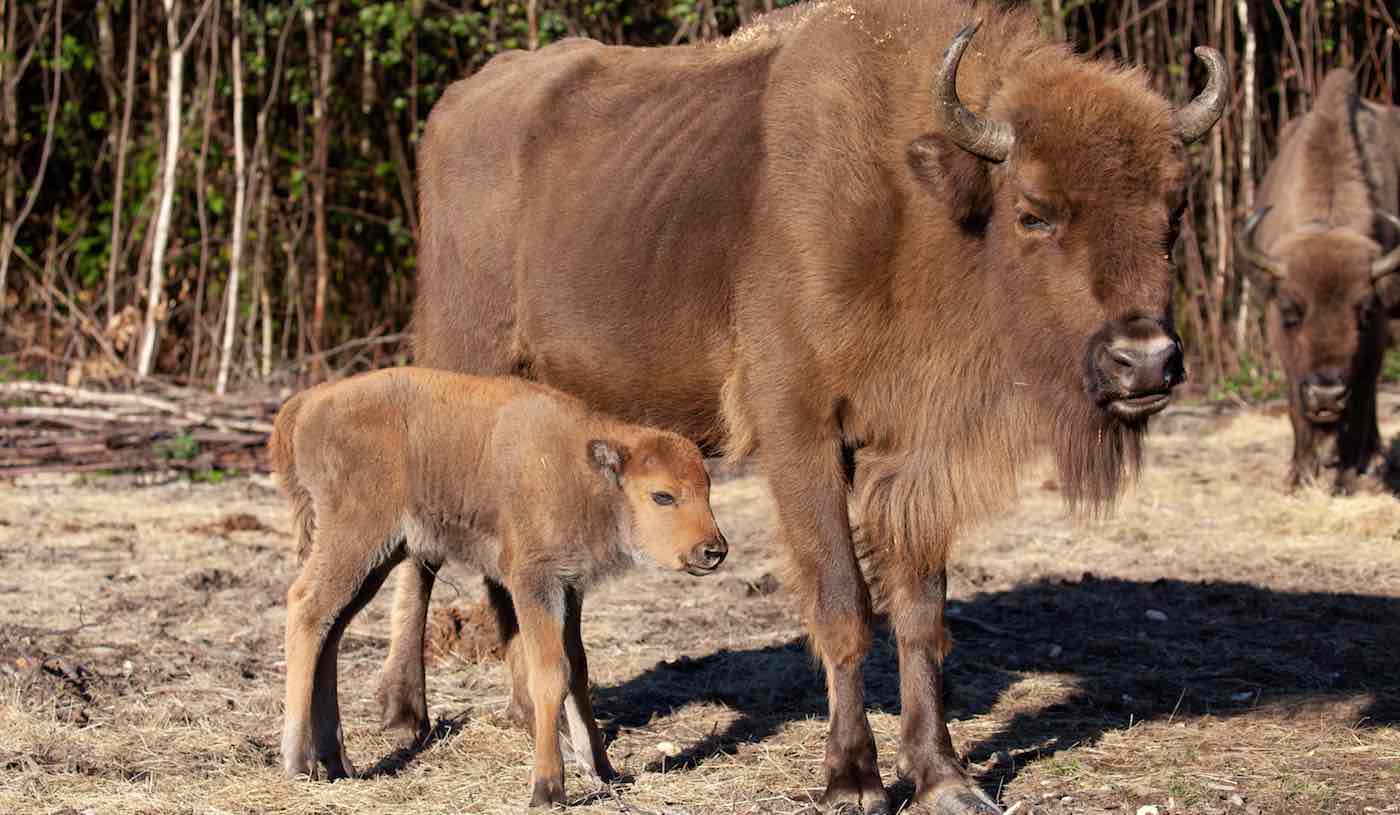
xmin=1 ymin=0 xmax=1395 ymax=392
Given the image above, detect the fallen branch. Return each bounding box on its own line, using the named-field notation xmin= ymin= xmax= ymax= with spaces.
xmin=1 ymin=380 xmax=278 ymax=477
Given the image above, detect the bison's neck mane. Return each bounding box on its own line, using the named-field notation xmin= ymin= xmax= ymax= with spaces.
xmin=849 ymin=317 xmax=1142 ymax=577
xmin=1294 ymin=69 xmax=1373 ymax=234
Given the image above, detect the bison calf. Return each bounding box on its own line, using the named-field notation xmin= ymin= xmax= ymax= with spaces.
xmin=268 ymin=368 xmax=727 ymax=805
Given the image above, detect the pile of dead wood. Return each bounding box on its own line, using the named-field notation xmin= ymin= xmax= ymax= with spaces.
xmin=1 ymin=382 xmax=281 ymax=477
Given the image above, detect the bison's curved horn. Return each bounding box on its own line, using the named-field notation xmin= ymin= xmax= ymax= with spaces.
xmin=1237 ymin=208 xmax=1286 ymax=284
xmin=932 ymin=20 xmax=1014 ymax=163
xmin=1172 ymin=47 xmax=1229 ymax=144
xmin=1372 ymin=211 xmax=1400 ymax=280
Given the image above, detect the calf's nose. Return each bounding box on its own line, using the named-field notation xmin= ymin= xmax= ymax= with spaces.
xmin=689 ymin=535 xmax=727 ymax=571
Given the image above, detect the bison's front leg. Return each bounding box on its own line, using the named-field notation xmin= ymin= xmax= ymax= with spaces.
xmin=766 ymin=434 xmax=888 ymax=814
xmin=888 ymin=568 xmax=1000 ymax=815
xmin=1332 ymin=381 xmax=1382 ymax=495
xmin=1286 ymin=406 xmax=1323 ymax=491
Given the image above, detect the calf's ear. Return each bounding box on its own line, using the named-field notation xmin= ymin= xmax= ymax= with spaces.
xmin=907 ymin=134 xmax=994 ymax=233
xmin=588 ymin=440 xmax=628 ymax=488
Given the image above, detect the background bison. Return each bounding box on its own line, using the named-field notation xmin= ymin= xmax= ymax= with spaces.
xmin=1237 ymin=67 xmax=1400 ymax=493
xmin=402 ymin=2 xmax=1224 ymax=812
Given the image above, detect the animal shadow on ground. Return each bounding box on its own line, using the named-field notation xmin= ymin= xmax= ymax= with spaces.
xmin=361 ymin=717 xmax=468 ymax=779
xmin=593 ymin=575 xmax=1400 ymax=806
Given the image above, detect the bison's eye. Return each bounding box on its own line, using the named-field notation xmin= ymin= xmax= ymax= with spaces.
xmin=1356 ymin=299 xmax=1376 ymax=324
xmin=1018 ymin=211 xmax=1052 ymax=233
xmin=651 ymin=492 xmax=676 ymax=506
xmin=1280 ymin=299 xmax=1304 ymax=330
xmin=1169 ymin=200 xmax=1188 ymax=228
xmin=1164 ymin=201 xmax=1187 ymax=250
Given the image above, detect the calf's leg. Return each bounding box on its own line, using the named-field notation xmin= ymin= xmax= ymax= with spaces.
xmin=484 ymin=577 xmax=537 ymax=732
xmin=888 ymin=567 xmax=1000 ymax=815
xmin=378 ymin=559 xmax=437 ymax=746
xmin=513 ymin=580 xmax=571 ymax=807
xmin=560 ymin=588 xmax=616 ymax=781
xmin=283 ymin=515 xmax=403 ymax=780
xmin=311 ymin=551 xmax=404 ymax=779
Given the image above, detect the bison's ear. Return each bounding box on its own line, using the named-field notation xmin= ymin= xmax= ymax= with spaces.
xmin=1242 ymin=265 xmax=1280 ymax=303
xmin=1376 ymin=275 xmax=1400 ymax=316
xmin=907 ymin=134 xmax=994 ymax=232
xmin=587 ymin=440 xmax=628 ymax=488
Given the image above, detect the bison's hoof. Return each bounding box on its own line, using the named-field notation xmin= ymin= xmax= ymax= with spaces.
xmin=918 ymin=781 xmax=1001 ymax=815
xmin=529 ymin=776 xmax=566 ymax=807
xmin=820 ymin=773 xmax=890 ymax=814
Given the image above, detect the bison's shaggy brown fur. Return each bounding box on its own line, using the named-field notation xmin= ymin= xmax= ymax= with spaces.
xmin=400 ymin=1 xmax=1224 ymax=811
xmin=1240 ymin=68 xmax=1400 ymax=492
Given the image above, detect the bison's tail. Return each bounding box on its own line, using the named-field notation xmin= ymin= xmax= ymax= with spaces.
xmin=269 ymin=389 xmax=316 ymax=562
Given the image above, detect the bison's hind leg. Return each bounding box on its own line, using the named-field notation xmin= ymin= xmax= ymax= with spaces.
xmin=283 ymin=518 xmax=407 ymax=781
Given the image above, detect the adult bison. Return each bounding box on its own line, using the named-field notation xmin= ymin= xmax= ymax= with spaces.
xmin=386 ymin=2 xmax=1225 ymax=811
xmin=1238 ymin=68 xmax=1400 ymax=493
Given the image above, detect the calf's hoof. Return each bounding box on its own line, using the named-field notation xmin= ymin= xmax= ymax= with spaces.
xmin=282 ymin=752 xmax=316 ymax=780
xmin=529 ymin=776 xmax=566 ymax=808
xmin=380 ymin=710 xmax=430 ymax=750
xmin=820 ymin=770 xmax=890 ymax=814
xmin=377 ymin=687 xmax=430 ymax=748
xmin=594 ymin=754 xmax=619 ymax=783
xmin=557 ymin=727 xmax=617 ymax=781
xmin=917 ymin=781 xmax=1001 ymax=815
xmin=321 ymin=749 xmax=356 ymax=782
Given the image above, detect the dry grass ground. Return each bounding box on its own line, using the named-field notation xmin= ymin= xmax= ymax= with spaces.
xmin=2 ymin=393 xmax=1399 ymax=814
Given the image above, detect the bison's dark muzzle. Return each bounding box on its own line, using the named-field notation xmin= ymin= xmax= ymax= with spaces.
xmin=1087 ymin=319 xmax=1185 ymax=421
xmin=1300 ymin=373 xmax=1348 ymax=425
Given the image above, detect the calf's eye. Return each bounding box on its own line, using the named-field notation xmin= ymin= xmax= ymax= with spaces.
xmin=651 ymin=492 xmax=675 ymax=506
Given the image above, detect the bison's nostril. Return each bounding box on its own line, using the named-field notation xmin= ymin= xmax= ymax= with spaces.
xmin=1107 ymin=347 xmax=1138 ymax=369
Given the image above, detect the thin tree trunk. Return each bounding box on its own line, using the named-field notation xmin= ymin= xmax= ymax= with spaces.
xmin=105 ymin=0 xmax=140 ymax=325
xmin=96 ymin=0 xmax=118 ymax=115
xmin=217 ymin=0 xmax=246 ymax=395
xmin=137 ymin=0 xmax=211 ymax=378
xmin=137 ymin=0 xmax=185 ymax=378
xmin=0 ymin=0 xmax=16 ymax=313
xmin=386 ymin=116 xmax=418 ymax=243
xmin=190 ymin=0 xmax=220 ymax=385
xmin=0 ymin=0 xmax=63 ymax=322
xmin=1206 ymin=0 xmax=1231 ymax=375
xmin=255 ymin=158 xmax=273 ymax=379
xmin=1233 ymin=0 xmax=1256 ymax=356
xmin=305 ymin=0 xmax=340 ymax=376
xmin=527 ymin=0 xmax=539 ymax=50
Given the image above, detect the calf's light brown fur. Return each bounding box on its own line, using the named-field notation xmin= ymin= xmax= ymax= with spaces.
xmin=268 ymin=367 xmax=726 ymax=806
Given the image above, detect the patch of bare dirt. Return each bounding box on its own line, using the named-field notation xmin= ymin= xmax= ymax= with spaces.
xmin=1 ymin=393 xmax=1398 ymax=814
